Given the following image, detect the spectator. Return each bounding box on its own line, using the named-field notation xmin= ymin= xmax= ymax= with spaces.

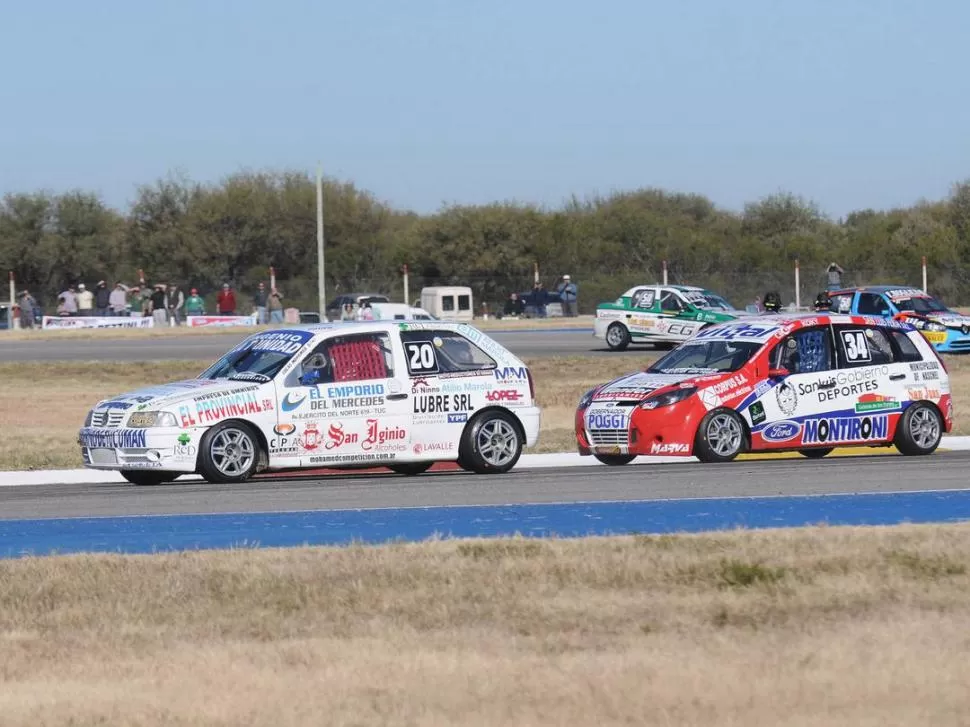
xmin=217 ymin=283 xmax=236 ymax=315
xmin=57 ymin=285 xmax=78 ymax=316
xmin=167 ymin=284 xmax=185 ymax=325
xmin=827 ymin=262 xmax=844 ymax=292
xmin=340 ymin=303 xmax=355 ymax=321
xmin=749 ymin=295 xmax=763 ymax=313
xmin=556 ymin=275 xmax=579 ymax=316
xmin=253 ymin=282 xmax=268 ymax=324
xmin=267 ymin=287 xmax=285 ymax=324
xmin=94 ymin=280 xmax=111 ymax=316
xmin=813 ymin=292 xmax=831 ymax=312
xmin=532 ymin=282 xmax=547 ymax=318
xmin=18 ymin=290 xmax=37 ymax=329
xmin=109 ymin=282 xmax=129 ymax=316
xmin=503 ymin=292 xmax=524 ymax=318
xmin=763 ymin=291 xmax=782 ymax=313
xmin=185 ymin=288 xmax=206 ymax=317
xmin=77 ymin=283 xmax=94 ymax=316
xmin=150 ymin=284 xmax=168 ymax=326
xmin=356 ymin=301 xmax=374 ymax=320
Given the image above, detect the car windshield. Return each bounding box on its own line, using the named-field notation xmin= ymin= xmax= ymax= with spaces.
xmin=894 ymin=295 xmax=949 ymax=314
xmin=200 ymin=331 xmax=314 ymax=381
xmin=683 ymin=291 xmax=734 ymax=310
xmin=648 ymin=340 xmax=761 ymax=374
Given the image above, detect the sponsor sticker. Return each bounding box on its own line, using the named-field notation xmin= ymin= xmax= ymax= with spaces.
xmin=801 ymin=415 xmax=888 ymax=444
xmin=79 ymin=429 xmax=148 ymax=449
xmin=761 ymin=420 xmax=801 ymax=443
xmin=650 ymin=442 xmax=689 ymax=454
xmin=586 ymin=410 xmax=629 ymax=429
xmin=855 ymin=394 xmax=900 ymax=413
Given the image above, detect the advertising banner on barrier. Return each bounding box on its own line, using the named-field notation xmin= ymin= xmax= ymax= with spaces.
xmin=186 ymin=315 xmax=259 ymax=328
xmin=41 ymin=316 xmax=155 ymax=330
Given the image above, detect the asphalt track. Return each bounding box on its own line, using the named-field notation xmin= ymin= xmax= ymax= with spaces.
xmin=2 ymin=451 xmax=968 ymax=520
xmin=0 ymin=330 xmax=659 ymax=362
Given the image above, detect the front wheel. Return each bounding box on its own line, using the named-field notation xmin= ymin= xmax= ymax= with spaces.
xmin=798 ymin=448 xmax=834 ymax=459
xmin=894 ymin=403 xmax=943 ymax=456
xmin=198 ymin=422 xmax=261 ymax=483
xmin=121 ymin=470 xmax=181 ymax=486
xmin=605 ymin=322 xmax=631 ymax=351
xmin=693 ymin=409 xmax=747 ymax=463
xmin=594 ymin=454 xmax=635 ymax=466
xmin=387 ymin=462 xmax=434 ymax=476
xmin=459 ymin=410 xmax=524 ymax=474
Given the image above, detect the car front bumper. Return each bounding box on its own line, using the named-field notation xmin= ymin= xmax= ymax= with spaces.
xmin=78 ymin=426 xmax=200 ymax=472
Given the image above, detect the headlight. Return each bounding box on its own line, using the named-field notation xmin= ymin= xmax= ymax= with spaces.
xmin=127 ymin=411 xmax=179 ymax=428
xmin=925 ymin=322 xmax=947 ymax=332
xmin=578 ymin=388 xmax=597 ymax=409
xmin=640 ymin=386 xmax=697 ymax=410
xmin=84 ymin=410 xmax=93 ymax=426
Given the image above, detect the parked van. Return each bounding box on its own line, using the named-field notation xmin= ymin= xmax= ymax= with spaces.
xmin=420 ymin=286 xmax=474 ymax=321
xmin=369 ymin=303 xmax=437 ymax=321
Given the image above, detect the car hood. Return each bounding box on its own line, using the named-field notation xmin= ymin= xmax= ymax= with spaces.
xmin=591 ymin=371 xmax=698 ymax=402
xmin=94 ymin=378 xmax=266 ymax=411
xmin=930 ymin=312 xmax=970 ymax=329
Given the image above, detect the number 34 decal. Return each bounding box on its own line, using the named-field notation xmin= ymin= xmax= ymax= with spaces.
xmin=405 ymin=341 xmax=440 ymax=374
xmin=840 ymin=329 xmax=872 ymax=362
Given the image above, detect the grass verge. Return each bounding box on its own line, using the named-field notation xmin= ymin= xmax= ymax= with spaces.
xmin=1 ymin=525 xmax=970 ymax=725
xmin=2 ymin=315 xmax=594 ymax=341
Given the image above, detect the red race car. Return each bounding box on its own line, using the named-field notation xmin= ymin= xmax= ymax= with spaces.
xmin=575 ymin=314 xmax=952 ymax=465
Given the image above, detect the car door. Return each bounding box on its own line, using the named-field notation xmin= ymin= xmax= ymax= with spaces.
xmin=656 ymin=289 xmax=705 ymax=341
xmin=399 ymin=328 xmax=496 ymax=457
xmin=856 ymin=292 xmax=892 ymax=319
xmin=272 ymin=331 xmax=412 ymax=467
xmin=826 ymin=323 xmax=915 ymax=443
xmin=625 ymin=286 xmax=661 ymax=339
xmin=751 ymin=324 xmax=837 ymax=448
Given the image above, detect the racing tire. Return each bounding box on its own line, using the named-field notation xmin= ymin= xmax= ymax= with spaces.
xmin=593 ymin=454 xmax=636 ymax=466
xmin=693 ymin=408 xmax=747 ymax=463
xmin=198 ymin=421 xmax=261 ymax=484
xmin=120 ymin=471 xmax=181 ymax=486
xmin=894 ymin=402 xmax=943 ymax=456
xmin=798 ymin=448 xmax=834 ymax=459
xmin=605 ymin=323 xmax=631 ymax=351
xmin=459 ymin=410 xmax=524 ymax=474
xmin=387 ymin=462 xmax=434 ymax=476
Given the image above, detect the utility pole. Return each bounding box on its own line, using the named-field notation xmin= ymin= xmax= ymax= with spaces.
xmin=316 ymin=164 xmax=326 ymax=316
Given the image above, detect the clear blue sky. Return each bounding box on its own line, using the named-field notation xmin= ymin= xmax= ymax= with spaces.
xmin=1 ymin=0 xmax=968 ymax=218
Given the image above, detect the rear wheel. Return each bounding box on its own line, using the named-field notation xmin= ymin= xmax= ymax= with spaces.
xmin=387 ymin=462 xmax=434 ymax=476
xmin=593 ymin=454 xmax=635 ymax=466
xmin=459 ymin=410 xmax=524 ymax=474
xmin=121 ymin=470 xmax=180 ymax=486
xmin=894 ymin=403 xmax=943 ymax=456
xmin=693 ymin=409 xmax=746 ymax=463
xmin=605 ymin=323 xmax=631 ymax=351
xmin=198 ymin=422 xmax=261 ymax=483
xmin=798 ymin=448 xmax=834 ymax=459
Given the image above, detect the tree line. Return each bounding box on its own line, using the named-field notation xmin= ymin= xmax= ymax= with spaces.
xmin=2 ymin=170 xmax=969 ymax=315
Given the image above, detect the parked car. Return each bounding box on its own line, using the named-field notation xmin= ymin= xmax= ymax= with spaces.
xmin=594 ymin=284 xmax=746 ymax=351
xmin=325 ymin=293 xmax=390 ymax=321
xmin=368 ymin=303 xmax=437 ymax=321
xmin=79 ymin=322 xmax=541 ymax=485
xmin=576 ymin=313 xmax=950 ymax=464
xmin=827 ymin=286 xmax=970 ymax=353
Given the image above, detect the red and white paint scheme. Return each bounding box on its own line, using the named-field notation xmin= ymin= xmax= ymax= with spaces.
xmin=79 ymin=322 xmax=540 ymax=485
xmin=576 ymin=314 xmax=952 ymax=465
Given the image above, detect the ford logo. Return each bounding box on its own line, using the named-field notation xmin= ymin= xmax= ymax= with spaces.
xmin=762 ymin=420 xmax=801 ymax=442
xmin=587 ymin=412 xmax=629 ymax=430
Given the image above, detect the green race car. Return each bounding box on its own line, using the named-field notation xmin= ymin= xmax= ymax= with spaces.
xmin=594 ymin=284 xmax=747 ymax=351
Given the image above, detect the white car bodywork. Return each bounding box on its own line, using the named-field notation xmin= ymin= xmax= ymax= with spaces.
xmin=78 ymin=322 xmax=541 ymax=482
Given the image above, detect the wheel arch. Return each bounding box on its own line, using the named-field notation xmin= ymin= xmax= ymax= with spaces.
xmin=200 ymin=418 xmax=270 ymax=472
xmin=461 ymin=406 xmax=527 ymax=446
xmin=895 ymin=399 xmax=945 ymax=437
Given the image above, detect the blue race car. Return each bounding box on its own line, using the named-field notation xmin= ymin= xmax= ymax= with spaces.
xmin=827 ymin=285 xmax=970 ymax=353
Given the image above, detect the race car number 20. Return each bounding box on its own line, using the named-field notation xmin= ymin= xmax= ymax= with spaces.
xmin=405 ymin=341 xmax=439 ymax=375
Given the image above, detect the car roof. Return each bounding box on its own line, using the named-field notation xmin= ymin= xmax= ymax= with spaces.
xmin=831 ymin=285 xmax=928 ymax=296
xmin=254 ymin=320 xmax=472 ymax=337
xmin=693 ymin=313 xmax=917 ymax=341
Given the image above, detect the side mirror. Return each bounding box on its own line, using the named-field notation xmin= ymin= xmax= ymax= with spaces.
xmin=299 ymin=369 xmax=321 ymax=386
xmin=768 ymin=367 xmax=790 ymax=378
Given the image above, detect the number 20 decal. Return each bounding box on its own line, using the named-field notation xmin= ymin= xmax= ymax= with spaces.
xmin=405 ymin=341 xmax=439 ymax=374
xmin=841 ymin=329 xmax=871 ymax=362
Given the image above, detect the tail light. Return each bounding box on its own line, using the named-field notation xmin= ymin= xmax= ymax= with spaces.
xmin=929 ymin=343 xmax=948 ymax=373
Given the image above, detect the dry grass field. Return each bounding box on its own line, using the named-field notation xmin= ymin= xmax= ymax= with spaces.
xmin=2 ymin=315 xmax=594 ymax=341
xmin=1 ymin=525 xmax=970 ymax=725
xmin=2 ymin=355 xmax=968 ymax=470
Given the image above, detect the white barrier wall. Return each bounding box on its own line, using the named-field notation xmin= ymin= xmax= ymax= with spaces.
xmin=185 ymin=315 xmax=259 ymax=327
xmin=41 ymin=316 xmax=154 ymax=330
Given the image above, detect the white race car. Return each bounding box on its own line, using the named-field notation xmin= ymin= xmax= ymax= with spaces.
xmin=78 ymin=322 xmax=541 ymax=485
